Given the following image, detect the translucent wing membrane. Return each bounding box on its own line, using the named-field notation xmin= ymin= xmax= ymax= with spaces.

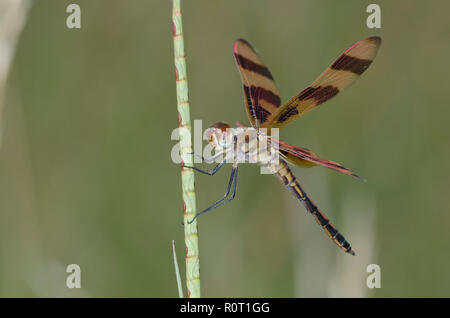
xmin=233 ymin=39 xmax=282 ymax=128
xmin=272 ymin=138 xmax=363 ymax=180
xmin=265 ymin=36 xmax=382 ymax=129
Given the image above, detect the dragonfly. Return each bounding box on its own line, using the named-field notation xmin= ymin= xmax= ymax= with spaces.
xmin=185 ymin=36 xmax=381 ymax=255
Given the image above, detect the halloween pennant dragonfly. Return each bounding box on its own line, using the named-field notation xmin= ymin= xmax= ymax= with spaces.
xmin=186 ymin=36 xmax=381 ymax=255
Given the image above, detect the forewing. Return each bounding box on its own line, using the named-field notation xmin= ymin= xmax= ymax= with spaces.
xmin=233 ymin=39 xmax=281 ymax=127
xmin=265 ymin=36 xmax=382 ymax=129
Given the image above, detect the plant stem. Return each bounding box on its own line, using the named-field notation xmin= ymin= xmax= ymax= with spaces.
xmin=171 ymin=0 xmax=200 ymax=298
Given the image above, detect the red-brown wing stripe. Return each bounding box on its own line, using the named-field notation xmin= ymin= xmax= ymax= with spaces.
xmin=243 ymin=85 xmax=253 ymax=110
xmin=243 ymin=85 xmax=281 ymax=123
xmin=363 ymin=36 xmax=382 ymax=47
xmin=277 ymin=106 xmax=299 ymax=123
xmin=245 ymin=85 xmax=281 ymax=107
xmin=298 ymin=85 xmax=340 ymax=103
xmin=234 ymin=54 xmax=274 ymax=80
xmin=330 ymin=54 xmax=373 ymax=75
xmin=248 ymin=105 xmax=271 ymax=123
xmin=276 ymin=85 xmax=339 ymax=123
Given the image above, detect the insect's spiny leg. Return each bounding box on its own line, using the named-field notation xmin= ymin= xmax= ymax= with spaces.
xmin=184 ymin=160 xmax=225 ymax=176
xmin=188 ymin=150 xmax=225 ymax=164
xmin=208 ymin=166 xmax=238 ymax=209
xmin=206 ymin=166 xmax=236 ymax=207
xmin=187 ymin=166 xmax=238 ymax=224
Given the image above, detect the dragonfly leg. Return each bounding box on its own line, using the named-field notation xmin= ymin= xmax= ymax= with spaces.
xmin=184 ymin=160 xmax=225 ymax=176
xmin=206 ymin=165 xmax=237 ymax=207
xmin=188 ymin=151 xmax=224 ymax=164
xmin=188 ymin=166 xmax=238 ymax=224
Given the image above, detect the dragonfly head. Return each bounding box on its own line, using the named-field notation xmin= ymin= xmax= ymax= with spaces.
xmin=206 ymin=122 xmax=233 ymax=149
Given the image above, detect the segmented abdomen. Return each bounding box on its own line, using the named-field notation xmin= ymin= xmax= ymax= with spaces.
xmin=275 ymin=159 xmax=355 ymax=255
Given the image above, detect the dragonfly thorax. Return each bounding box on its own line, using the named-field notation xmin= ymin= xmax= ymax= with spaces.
xmin=206 ymin=123 xmax=279 ymax=169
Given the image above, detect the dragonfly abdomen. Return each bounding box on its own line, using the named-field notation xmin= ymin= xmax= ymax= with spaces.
xmin=275 ymin=160 xmax=355 ymax=255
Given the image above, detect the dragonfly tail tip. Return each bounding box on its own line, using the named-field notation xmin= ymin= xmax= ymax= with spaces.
xmin=352 ymin=173 xmax=366 ymax=183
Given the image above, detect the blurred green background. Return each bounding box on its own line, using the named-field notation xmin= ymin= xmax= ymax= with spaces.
xmin=0 ymin=0 xmax=449 ymax=297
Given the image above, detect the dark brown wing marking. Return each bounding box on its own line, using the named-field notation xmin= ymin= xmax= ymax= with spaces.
xmin=264 ymin=36 xmax=381 ymax=129
xmin=233 ymin=39 xmax=282 ymax=127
